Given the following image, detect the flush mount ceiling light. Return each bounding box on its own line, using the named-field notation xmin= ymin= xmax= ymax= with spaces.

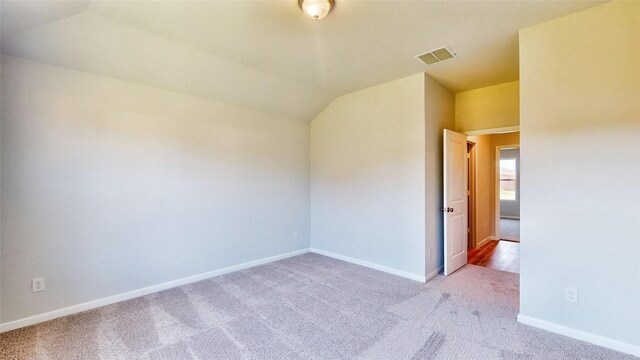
xmin=298 ymin=0 xmax=334 ymax=20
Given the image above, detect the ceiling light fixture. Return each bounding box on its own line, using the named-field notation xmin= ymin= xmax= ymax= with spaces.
xmin=298 ymin=0 xmax=334 ymax=20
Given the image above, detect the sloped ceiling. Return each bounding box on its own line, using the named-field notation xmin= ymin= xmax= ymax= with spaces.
xmin=1 ymin=0 xmax=606 ymax=121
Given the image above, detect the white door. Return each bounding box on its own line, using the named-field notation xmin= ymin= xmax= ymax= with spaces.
xmin=443 ymin=129 xmax=468 ymax=276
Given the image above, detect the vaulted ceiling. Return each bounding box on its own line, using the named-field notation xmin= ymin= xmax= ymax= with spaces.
xmin=1 ymin=0 xmax=605 ymax=121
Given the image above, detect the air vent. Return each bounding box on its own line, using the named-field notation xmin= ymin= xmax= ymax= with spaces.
xmin=417 ymin=46 xmax=457 ymax=66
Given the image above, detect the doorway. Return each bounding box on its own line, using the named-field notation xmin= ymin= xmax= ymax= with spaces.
xmin=465 ymin=131 xmax=520 ymax=273
xmin=497 ymin=146 xmax=520 ymax=242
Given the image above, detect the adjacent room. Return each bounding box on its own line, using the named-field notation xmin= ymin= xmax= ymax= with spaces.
xmin=498 ymin=146 xmax=520 ymax=242
xmin=465 ymin=129 xmax=521 ymax=274
xmin=1 ymin=1 xmax=638 ymax=359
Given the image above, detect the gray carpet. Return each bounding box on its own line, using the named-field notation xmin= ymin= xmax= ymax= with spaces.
xmin=500 ymin=219 xmax=520 ymax=242
xmin=1 ymin=253 xmax=634 ymax=359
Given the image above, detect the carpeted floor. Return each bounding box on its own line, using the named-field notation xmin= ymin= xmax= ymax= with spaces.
xmin=500 ymin=218 xmax=520 ymax=242
xmin=1 ymin=253 xmax=634 ymax=359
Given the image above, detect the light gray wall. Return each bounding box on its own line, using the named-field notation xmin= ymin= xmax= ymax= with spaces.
xmin=0 ymin=56 xmax=310 ymax=323
xmin=519 ymin=1 xmax=640 ymax=350
xmin=424 ymin=75 xmax=455 ymax=278
xmin=499 ymin=148 xmax=520 ymax=219
xmin=310 ymin=74 xmax=427 ymax=279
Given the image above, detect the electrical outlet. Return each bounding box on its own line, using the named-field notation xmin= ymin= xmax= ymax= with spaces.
xmin=32 ymin=277 xmax=45 ymax=293
xmin=565 ymin=287 xmax=578 ymax=304
xmin=293 ymin=231 xmax=300 ymax=241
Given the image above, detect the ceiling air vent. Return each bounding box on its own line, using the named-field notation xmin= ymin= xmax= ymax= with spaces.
xmin=417 ymin=46 xmax=457 ymax=66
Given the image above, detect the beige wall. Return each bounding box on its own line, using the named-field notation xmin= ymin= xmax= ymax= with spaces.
xmin=468 ymin=135 xmax=492 ymax=245
xmin=519 ymin=1 xmax=640 ymax=353
xmin=310 ymin=74 xmax=427 ymax=279
xmin=310 ymin=73 xmax=455 ymax=280
xmin=455 ymin=81 xmax=519 ymax=133
xmin=1 ymin=55 xmax=311 ymax=323
xmin=468 ymin=132 xmax=519 ymax=246
xmin=424 ymin=74 xmax=456 ymax=278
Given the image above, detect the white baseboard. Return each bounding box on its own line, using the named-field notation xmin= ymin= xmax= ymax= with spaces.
xmin=309 ymin=248 xmax=426 ymax=283
xmin=517 ymin=314 xmax=640 ymax=357
xmin=425 ymin=266 xmax=444 ymax=282
xmin=0 ymin=248 xmax=310 ymax=333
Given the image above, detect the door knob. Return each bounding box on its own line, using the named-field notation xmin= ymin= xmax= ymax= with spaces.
xmin=447 ymin=207 xmax=454 ymax=212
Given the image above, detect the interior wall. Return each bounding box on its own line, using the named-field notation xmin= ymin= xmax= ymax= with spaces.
xmin=467 ymin=135 xmax=493 ymax=245
xmin=310 ymin=74 xmax=427 ymax=279
xmin=455 ymin=81 xmax=519 ymax=133
xmin=424 ymin=74 xmax=455 ymax=278
xmin=467 ymin=132 xmax=519 ymax=246
xmin=0 ymin=56 xmax=311 ymax=323
xmin=519 ymin=1 xmax=640 ymax=353
xmin=499 ymin=148 xmax=520 ymax=219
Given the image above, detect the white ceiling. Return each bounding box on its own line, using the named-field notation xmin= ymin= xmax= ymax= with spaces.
xmin=1 ymin=0 xmax=606 ymax=121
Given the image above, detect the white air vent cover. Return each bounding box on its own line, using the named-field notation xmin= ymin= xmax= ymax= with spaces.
xmin=417 ymin=46 xmax=457 ymax=65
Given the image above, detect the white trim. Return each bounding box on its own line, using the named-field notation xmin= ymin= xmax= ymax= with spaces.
xmin=517 ymin=314 xmax=640 ymax=357
xmin=425 ymin=266 xmax=444 ymax=282
xmin=464 ymin=125 xmax=520 ymax=136
xmin=309 ymin=248 xmax=426 ymax=283
xmin=0 ymin=248 xmax=310 ymax=333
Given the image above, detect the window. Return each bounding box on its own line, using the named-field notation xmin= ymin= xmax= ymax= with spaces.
xmin=500 ymin=159 xmax=517 ymax=200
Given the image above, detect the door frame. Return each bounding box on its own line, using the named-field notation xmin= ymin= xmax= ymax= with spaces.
xmin=495 ymin=144 xmax=520 ymax=240
xmin=465 ymin=125 xmax=520 ymax=136
xmin=467 ymin=140 xmax=477 ymax=248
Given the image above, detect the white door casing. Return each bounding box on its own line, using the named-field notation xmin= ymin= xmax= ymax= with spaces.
xmin=443 ymin=129 xmax=468 ymax=276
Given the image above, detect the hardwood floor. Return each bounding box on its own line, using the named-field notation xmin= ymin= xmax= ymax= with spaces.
xmin=468 ymin=240 xmax=519 ymax=274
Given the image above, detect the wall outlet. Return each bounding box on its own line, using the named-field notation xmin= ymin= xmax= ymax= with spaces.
xmin=293 ymin=231 xmax=300 ymax=241
xmin=565 ymin=287 xmax=578 ymax=304
xmin=32 ymin=277 xmax=45 ymax=293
